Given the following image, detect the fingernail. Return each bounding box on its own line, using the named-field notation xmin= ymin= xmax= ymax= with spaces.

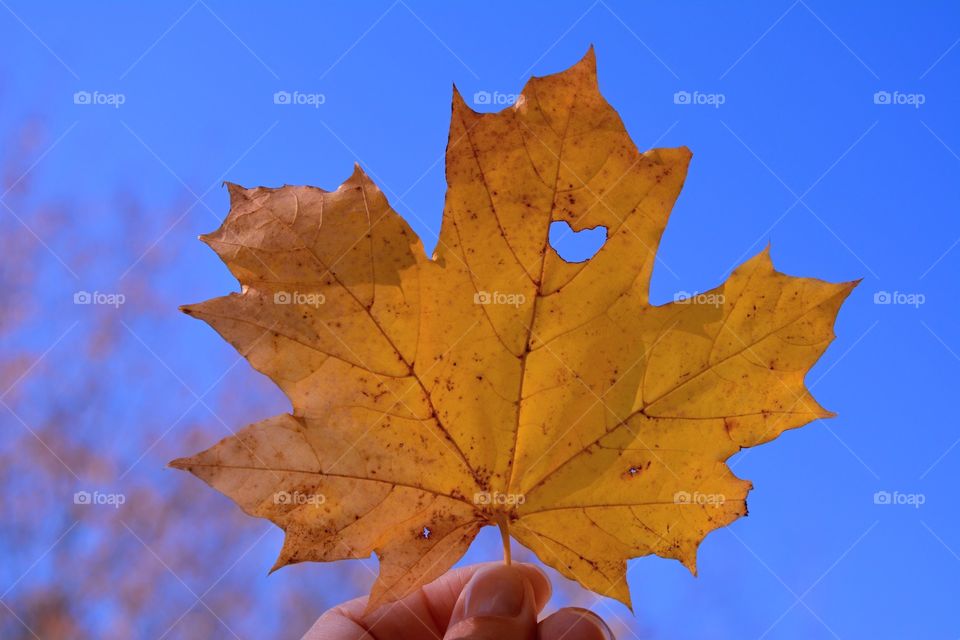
xmin=463 ymin=566 xmax=527 ymax=618
xmin=567 ymin=608 xmax=615 ymax=639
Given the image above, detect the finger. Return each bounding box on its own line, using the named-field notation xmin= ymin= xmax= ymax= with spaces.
xmin=302 ymin=607 xmax=371 ymax=640
xmin=422 ymin=562 xmax=550 ymax=627
xmin=537 ymin=608 xmax=614 ymax=640
xmin=443 ymin=564 xmax=539 ymax=640
xmin=303 ymin=563 xmax=550 ymax=640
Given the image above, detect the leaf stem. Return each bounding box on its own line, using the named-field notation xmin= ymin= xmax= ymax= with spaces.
xmin=496 ymin=515 xmax=512 ymax=565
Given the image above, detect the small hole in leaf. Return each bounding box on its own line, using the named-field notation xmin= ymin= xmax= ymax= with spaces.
xmin=421 ymin=526 xmax=431 ymax=539
xmin=549 ymin=221 xmax=606 ymax=262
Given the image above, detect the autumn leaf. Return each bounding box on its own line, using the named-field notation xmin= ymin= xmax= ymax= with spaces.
xmin=171 ymin=48 xmax=856 ymax=609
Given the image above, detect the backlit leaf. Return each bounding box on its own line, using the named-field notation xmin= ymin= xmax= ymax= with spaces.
xmin=172 ymin=48 xmax=856 ymax=609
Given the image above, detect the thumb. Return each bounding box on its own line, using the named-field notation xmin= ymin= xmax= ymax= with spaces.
xmin=443 ymin=564 xmax=538 ymax=640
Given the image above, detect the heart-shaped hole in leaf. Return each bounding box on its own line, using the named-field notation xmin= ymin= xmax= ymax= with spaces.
xmin=548 ymin=220 xmax=607 ymax=263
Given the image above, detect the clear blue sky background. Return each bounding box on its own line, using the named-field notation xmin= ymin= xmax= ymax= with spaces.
xmin=3 ymin=2 xmax=959 ymax=638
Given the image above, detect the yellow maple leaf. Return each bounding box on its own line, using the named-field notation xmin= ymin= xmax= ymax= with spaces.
xmin=171 ymin=48 xmax=856 ymax=609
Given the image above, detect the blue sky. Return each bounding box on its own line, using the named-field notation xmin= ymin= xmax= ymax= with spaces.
xmin=3 ymin=1 xmax=959 ymax=638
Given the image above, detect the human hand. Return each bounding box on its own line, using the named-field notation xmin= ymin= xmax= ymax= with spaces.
xmin=303 ymin=562 xmax=614 ymax=640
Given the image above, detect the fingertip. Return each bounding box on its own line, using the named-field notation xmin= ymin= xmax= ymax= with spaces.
xmin=302 ymin=607 xmax=371 ymax=640
xmin=514 ymin=562 xmax=551 ymax=612
xmin=444 ymin=565 xmax=539 ymax=639
xmin=538 ymin=607 xmax=614 ymax=640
